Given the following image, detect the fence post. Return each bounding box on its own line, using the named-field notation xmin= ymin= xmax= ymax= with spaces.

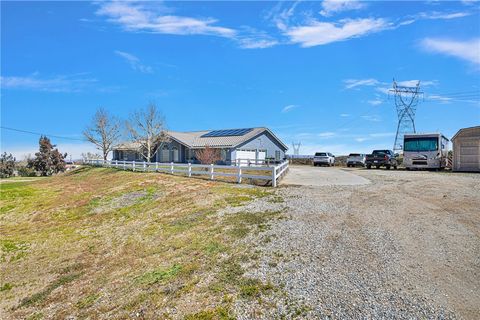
xmin=210 ymin=164 xmax=214 ymax=180
xmin=272 ymin=166 xmax=277 ymax=187
xmin=132 ymin=160 xmax=135 ymax=171
xmin=123 ymin=160 xmax=126 ymax=170
xmin=155 ymin=162 xmax=158 ymax=171
xmin=143 ymin=161 xmax=146 ymax=172
xmin=171 ymin=162 xmax=174 ymax=174
xmin=115 ymin=160 xmax=118 ymax=167
xmin=188 ymin=163 xmax=192 ymax=177
xmin=237 ymin=166 xmax=242 ymax=184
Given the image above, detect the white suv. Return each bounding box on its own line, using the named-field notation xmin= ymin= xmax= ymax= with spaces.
xmin=346 ymin=153 xmax=366 ymax=167
xmin=313 ymin=152 xmax=335 ymax=167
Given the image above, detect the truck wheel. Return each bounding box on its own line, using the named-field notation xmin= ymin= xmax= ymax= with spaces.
xmin=375 ymin=165 xmax=380 ymax=169
xmin=394 ymin=166 xmax=397 ymax=170
xmin=367 ymin=165 xmax=371 ymax=169
xmin=386 ymin=165 xmax=391 ymax=170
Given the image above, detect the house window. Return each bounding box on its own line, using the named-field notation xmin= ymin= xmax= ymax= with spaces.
xmin=161 ymin=145 xmax=170 ymax=162
xmin=172 ymin=146 xmax=179 ymax=162
xmin=275 ymin=150 xmax=281 ymax=161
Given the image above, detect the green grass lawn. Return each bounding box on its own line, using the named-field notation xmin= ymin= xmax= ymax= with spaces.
xmin=0 ymin=167 xmax=282 ymax=319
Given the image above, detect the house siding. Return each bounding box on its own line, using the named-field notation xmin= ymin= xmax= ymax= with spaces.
xmin=233 ymin=132 xmax=286 ymax=160
xmin=155 ymin=140 xmax=186 ymax=163
xmin=113 ymin=150 xmax=143 ymax=161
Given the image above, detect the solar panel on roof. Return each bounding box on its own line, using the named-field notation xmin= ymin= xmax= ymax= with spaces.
xmin=201 ymin=128 xmax=253 ymax=138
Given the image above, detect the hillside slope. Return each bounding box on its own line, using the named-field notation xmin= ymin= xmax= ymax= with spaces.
xmin=0 ymin=167 xmax=282 ymax=319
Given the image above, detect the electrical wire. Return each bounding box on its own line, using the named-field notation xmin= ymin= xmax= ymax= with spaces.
xmin=1 ymin=126 xmax=87 ymax=141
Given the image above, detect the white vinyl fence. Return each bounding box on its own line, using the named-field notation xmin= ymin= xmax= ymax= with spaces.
xmin=85 ymin=159 xmax=289 ymax=187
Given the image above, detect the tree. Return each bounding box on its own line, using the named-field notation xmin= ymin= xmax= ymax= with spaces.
xmin=0 ymin=152 xmax=16 ymax=178
xmin=84 ymin=107 xmax=120 ymax=160
xmin=126 ymin=103 xmax=169 ymax=162
xmin=196 ymin=146 xmax=221 ymax=165
xmin=29 ymin=136 xmax=67 ymax=176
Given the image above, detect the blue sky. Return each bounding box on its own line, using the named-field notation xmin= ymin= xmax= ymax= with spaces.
xmin=1 ymin=0 xmax=479 ymax=159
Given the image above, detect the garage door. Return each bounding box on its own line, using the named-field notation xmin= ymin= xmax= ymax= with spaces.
xmin=235 ymin=150 xmax=266 ymax=166
xmin=459 ymin=140 xmax=479 ymax=170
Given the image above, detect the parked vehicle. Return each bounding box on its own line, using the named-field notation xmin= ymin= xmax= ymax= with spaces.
xmin=313 ymin=152 xmax=335 ymax=166
xmin=346 ymin=153 xmax=366 ymax=167
xmin=403 ymin=133 xmax=449 ymax=170
xmin=365 ymin=150 xmax=398 ymax=169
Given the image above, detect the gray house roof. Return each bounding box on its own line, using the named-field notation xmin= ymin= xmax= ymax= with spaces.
xmin=167 ymin=127 xmax=288 ymax=150
xmin=114 ymin=141 xmax=143 ymax=151
xmin=114 ymin=127 xmax=287 ymax=151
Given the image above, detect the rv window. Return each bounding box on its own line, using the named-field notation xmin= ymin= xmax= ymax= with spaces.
xmin=404 ymin=137 xmax=438 ymax=152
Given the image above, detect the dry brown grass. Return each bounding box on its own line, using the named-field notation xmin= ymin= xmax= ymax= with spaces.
xmin=0 ymin=167 xmax=281 ymax=319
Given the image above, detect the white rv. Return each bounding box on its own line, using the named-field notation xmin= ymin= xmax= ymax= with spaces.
xmin=403 ymin=133 xmax=449 ymax=170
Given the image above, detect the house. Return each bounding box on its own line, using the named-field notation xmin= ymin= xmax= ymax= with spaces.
xmin=451 ymin=126 xmax=480 ymax=172
xmin=112 ymin=127 xmax=288 ymax=165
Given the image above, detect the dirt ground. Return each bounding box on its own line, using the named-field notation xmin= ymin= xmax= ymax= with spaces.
xmin=237 ymin=168 xmax=480 ymax=319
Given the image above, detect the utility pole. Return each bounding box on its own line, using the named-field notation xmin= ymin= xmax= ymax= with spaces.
xmin=390 ymin=79 xmax=423 ymax=153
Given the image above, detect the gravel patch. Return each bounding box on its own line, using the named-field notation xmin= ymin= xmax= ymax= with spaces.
xmin=234 ymin=169 xmax=480 ymax=319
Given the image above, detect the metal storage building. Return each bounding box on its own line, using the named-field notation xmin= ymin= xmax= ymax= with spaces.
xmin=451 ymin=126 xmax=480 ymax=172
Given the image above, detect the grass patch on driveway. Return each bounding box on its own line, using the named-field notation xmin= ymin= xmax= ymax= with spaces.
xmin=0 ymin=166 xmax=281 ymax=319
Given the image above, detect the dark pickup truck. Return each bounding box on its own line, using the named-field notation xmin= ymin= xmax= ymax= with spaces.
xmin=365 ymin=150 xmax=399 ymax=170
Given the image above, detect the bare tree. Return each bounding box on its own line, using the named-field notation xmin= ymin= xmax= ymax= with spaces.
xmin=84 ymin=108 xmax=120 ymax=160
xmin=196 ymin=146 xmax=221 ymax=165
xmin=126 ymin=103 xmax=168 ymax=162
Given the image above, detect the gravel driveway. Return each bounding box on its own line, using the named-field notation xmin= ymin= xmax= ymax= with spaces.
xmin=236 ymin=169 xmax=480 ymax=319
xmin=281 ymin=165 xmax=370 ymax=186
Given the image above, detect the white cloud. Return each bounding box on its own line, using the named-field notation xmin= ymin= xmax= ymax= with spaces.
xmin=96 ymin=2 xmax=236 ymax=38
xmin=417 ymin=11 xmax=472 ymax=20
xmin=461 ymin=0 xmax=479 ymax=5
xmin=286 ymin=18 xmax=390 ymax=47
xmin=367 ymin=99 xmax=383 ymax=106
xmin=355 ymin=137 xmax=368 ymax=142
xmin=236 ymin=28 xmax=279 ymax=49
xmin=318 ymin=132 xmax=336 ymax=138
xmin=0 ymin=73 xmax=97 ymax=92
xmin=114 ymin=50 xmax=153 ymax=73
xmin=269 ymin=0 xmax=301 ymax=32
xmin=237 ymin=37 xmax=278 ymax=49
xmin=320 ymin=0 xmax=365 ymax=17
xmin=396 ymin=79 xmax=437 ymax=87
xmin=282 ymin=104 xmax=300 ymax=113
xmin=420 ymin=38 xmax=480 ymax=66
xmin=344 ymin=78 xmax=379 ymax=89
xmin=361 ymin=115 xmax=382 ymax=122
xmin=340 ymin=113 xmax=351 ymax=117
xmin=427 ymin=94 xmax=453 ymax=104
xmin=375 ymin=87 xmax=391 ymax=95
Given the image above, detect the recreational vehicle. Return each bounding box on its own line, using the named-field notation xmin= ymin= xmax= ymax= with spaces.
xmin=403 ymin=133 xmax=449 ymax=170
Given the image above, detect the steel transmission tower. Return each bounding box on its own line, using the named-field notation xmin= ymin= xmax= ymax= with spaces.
xmin=390 ymin=79 xmax=423 ymax=153
xmin=292 ymin=142 xmax=301 ymax=155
